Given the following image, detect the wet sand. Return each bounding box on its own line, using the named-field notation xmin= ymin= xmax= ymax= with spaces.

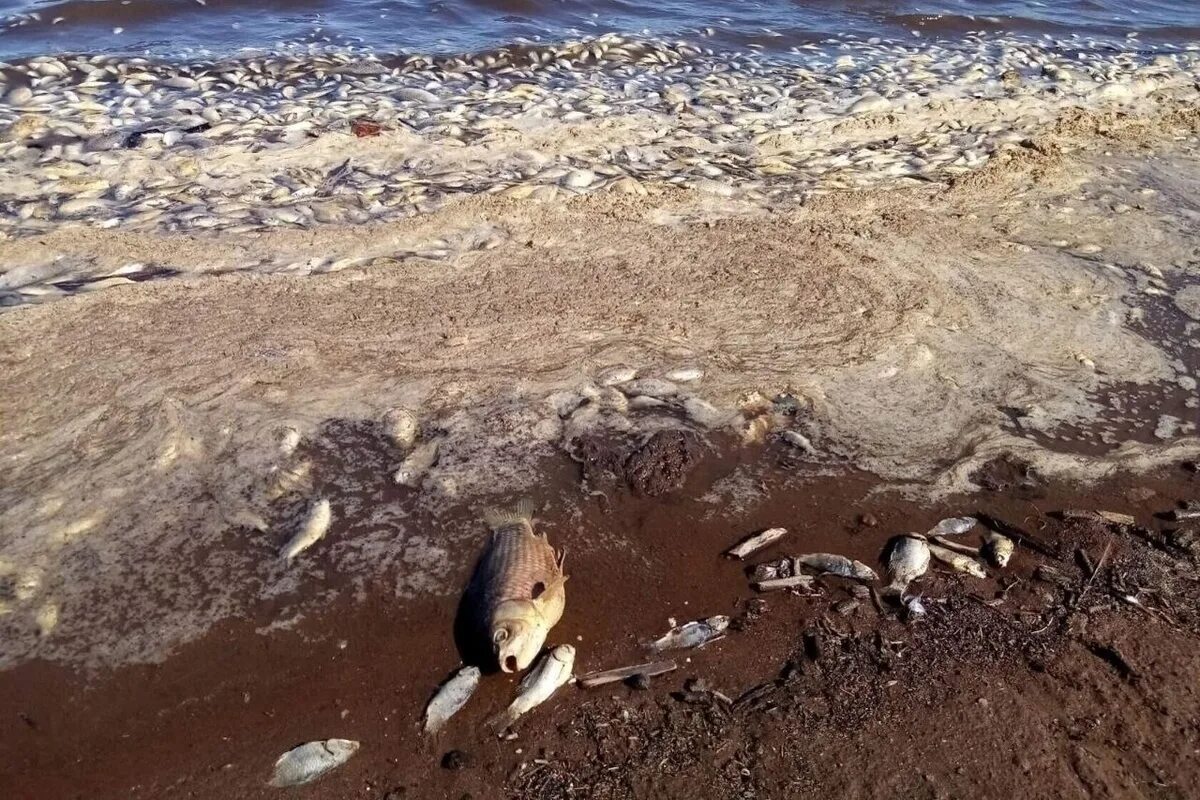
xmin=2 ymin=446 xmax=1199 ymax=798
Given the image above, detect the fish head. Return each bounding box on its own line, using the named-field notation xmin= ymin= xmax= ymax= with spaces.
xmin=491 ymin=600 xmax=548 ymax=673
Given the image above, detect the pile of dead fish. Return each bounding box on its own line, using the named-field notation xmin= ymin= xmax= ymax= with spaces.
xmin=725 ymin=515 xmax=1016 ymax=616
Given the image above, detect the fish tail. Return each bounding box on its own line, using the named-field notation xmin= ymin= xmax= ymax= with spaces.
xmin=483 ymin=498 xmax=536 ymax=531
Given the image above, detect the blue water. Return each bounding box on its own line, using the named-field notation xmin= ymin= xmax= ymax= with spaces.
xmin=1 ymin=0 xmax=1198 ymax=61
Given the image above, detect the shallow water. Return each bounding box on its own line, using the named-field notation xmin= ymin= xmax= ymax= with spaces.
xmin=1 ymin=0 xmax=1199 ymax=60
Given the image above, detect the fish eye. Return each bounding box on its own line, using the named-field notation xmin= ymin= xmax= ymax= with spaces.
xmin=494 ymin=628 xmax=509 ymax=644
xmin=531 ymin=581 xmax=545 ymax=599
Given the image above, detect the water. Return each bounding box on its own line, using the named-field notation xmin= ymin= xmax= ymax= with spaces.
xmin=1 ymin=0 xmax=1198 ymax=61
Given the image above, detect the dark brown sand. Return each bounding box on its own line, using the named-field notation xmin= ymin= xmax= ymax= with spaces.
xmin=2 ymin=440 xmax=1199 ymax=799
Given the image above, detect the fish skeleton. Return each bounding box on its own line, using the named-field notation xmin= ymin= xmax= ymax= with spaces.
xmin=494 ymin=644 xmax=575 ymax=731
xmin=467 ymin=499 xmax=566 ymax=673
xmin=423 ymin=665 xmax=481 ymax=734
xmin=651 ymin=615 xmax=730 ymax=651
xmin=269 ymin=739 xmax=359 ymax=787
xmin=928 ymin=543 xmax=988 ymax=578
xmin=984 ymin=533 xmax=1014 ymax=567
xmin=886 ymin=534 xmax=930 ymax=596
xmin=280 ymin=498 xmax=332 ymax=562
xmin=795 ymin=553 xmax=878 ymax=582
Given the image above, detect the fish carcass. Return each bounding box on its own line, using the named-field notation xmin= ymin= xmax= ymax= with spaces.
xmin=466 ymin=499 xmax=567 ymax=673
xmin=885 ymin=533 xmax=930 ymax=596
xmin=423 ymin=665 xmax=482 ymax=734
xmin=269 ymin=739 xmax=359 ymax=787
xmin=279 ymin=498 xmax=332 ymax=562
xmin=494 ymin=644 xmax=576 ymax=731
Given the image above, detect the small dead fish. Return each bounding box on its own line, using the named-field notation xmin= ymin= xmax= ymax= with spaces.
xmin=750 ymin=557 xmax=792 ymax=582
xmin=267 ymin=459 xmax=312 ymax=499
xmin=394 ymin=439 xmax=439 ymax=486
xmin=903 ymin=595 xmax=927 ymax=621
xmin=382 ymin=407 xmax=418 ymax=450
xmin=494 ymin=644 xmax=575 ymax=731
xmin=928 ymin=543 xmax=988 ymax=578
xmin=885 ymin=534 xmax=929 ymax=596
xmin=468 ymin=499 xmax=566 ymax=673
xmin=928 ymin=516 xmax=977 ymax=536
xmin=651 ymin=615 xmax=729 ymax=651
xmin=929 ymin=535 xmax=981 ymax=557
xmin=984 ymin=532 xmax=1014 ymax=567
xmin=280 ymin=499 xmax=331 ymax=562
xmin=269 ymin=739 xmax=359 ymax=787
xmin=725 ymin=527 xmax=787 ymax=559
xmin=277 ymin=425 xmax=301 ymax=456
xmin=795 ymin=553 xmax=877 ymax=582
xmin=423 ymin=665 xmax=481 ymax=734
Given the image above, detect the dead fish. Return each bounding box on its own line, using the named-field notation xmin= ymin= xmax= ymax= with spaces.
xmin=928 ymin=543 xmax=988 ymax=578
xmin=467 ymin=499 xmax=566 ymax=673
xmin=269 ymin=739 xmax=359 ymax=787
xmin=423 ymin=665 xmax=481 ymax=734
xmin=751 ymin=557 xmax=792 ymax=582
xmin=382 ymin=407 xmax=418 ymax=450
xmin=984 ymin=532 xmax=1014 ymax=568
xmin=903 ymin=595 xmax=927 ymax=621
xmin=267 ymin=459 xmax=312 ymax=499
xmin=781 ymin=430 xmax=816 ymax=454
xmin=885 ymin=534 xmax=929 ymax=596
xmin=277 ymin=425 xmax=301 ymax=456
xmin=725 ymin=527 xmax=787 ymax=559
xmin=494 ymin=643 xmax=575 ymax=731
xmin=650 ymin=615 xmax=729 ymax=651
xmin=928 ymin=516 xmax=977 ymax=536
xmin=795 ymin=553 xmax=878 ymax=582
xmin=394 ymin=439 xmax=439 ymax=486
xmin=280 ymin=498 xmax=331 ymax=562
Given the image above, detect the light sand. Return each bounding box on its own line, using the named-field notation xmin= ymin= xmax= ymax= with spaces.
xmin=1 ymin=103 xmax=1198 ymax=670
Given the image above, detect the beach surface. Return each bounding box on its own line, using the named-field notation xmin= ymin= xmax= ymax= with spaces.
xmin=2 ymin=25 xmax=1200 ymax=800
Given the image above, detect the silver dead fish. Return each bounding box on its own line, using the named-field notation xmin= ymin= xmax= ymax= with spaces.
xmin=394 ymin=439 xmax=439 ymax=487
xmin=468 ymin=499 xmax=567 ymax=673
xmin=495 ymin=644 xmax=575 ymax=731
xmin=269 ymin=739 xmax=359 ymax=787
xmin=279 ymin=498 xmax=332 ymax=562
xmin=885 ymin=534 xmax=930 ymax=596
xmin=423 ymin=665 xmax=481 ymax=734
xmin=651 ymin=615 xmax=729 ymax=651
xmin=928 ymin=516 xmax=977 ymax=536
xmin=984 ymin=532 xmax=1014 ymax=567
xmin=928 ymin=543 xmax=988 ymax=578
xmin=795 ymin=553 xmax=878 ymax=582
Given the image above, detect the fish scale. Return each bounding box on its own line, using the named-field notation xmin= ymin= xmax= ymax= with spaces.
xmin=477 ymin=523 xmax=561 ymax=613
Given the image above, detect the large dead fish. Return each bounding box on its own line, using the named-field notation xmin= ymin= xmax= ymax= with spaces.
xmin=494 ymin=643 xmax=576 ymax=732
xmin=467 ymin=499 xmax=566 ymax=673
xmin=269 ymin=739 xmax=359 ymax=787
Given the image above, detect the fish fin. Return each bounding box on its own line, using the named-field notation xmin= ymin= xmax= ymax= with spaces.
xmin=483 ymin=498 xmax=536 ymax=530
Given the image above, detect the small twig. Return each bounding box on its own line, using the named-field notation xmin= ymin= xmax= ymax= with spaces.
xmin=1078 ymin=539 xmax=1112 ymax=605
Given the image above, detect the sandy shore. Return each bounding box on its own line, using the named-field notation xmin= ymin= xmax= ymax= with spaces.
xmin=1 ymin=34 xmax=1199 ymax=800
